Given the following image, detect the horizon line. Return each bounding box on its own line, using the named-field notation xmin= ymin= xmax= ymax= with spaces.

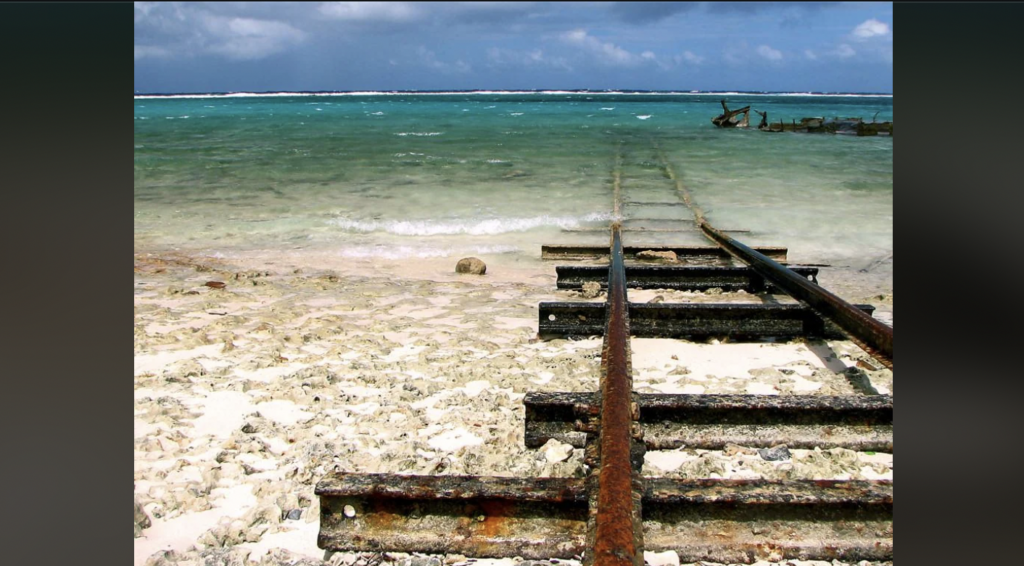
xmin=134 ymin=88 xmax=894 ymax=99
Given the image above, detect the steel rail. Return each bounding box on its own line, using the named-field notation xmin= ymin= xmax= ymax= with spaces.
xmin=701 ymin=223 xmax=893 ymax=368
xmin=651 ymin=141 xmax=893 ymax=369
xmin=591 ymin=224 xmax=643 ymax=566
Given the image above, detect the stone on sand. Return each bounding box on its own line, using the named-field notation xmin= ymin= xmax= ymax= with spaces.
xmin=580 ymin=281 xmax=602 ymax=298
xmin=540 ymin=438 xmax=574 ymax=463
xmin=455 ymin=257 xmax=486 ymax=275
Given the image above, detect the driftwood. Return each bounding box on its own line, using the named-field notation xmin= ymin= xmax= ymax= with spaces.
xmin=711 ymin=100 xmax=750 ymax=128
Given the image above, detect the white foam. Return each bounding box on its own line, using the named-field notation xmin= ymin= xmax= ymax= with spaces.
xmin=330 ymin=213 xmax=612 ymax=236
xmin=636 ymin=115 xmax=652 ymax=120
xmin=394 ymin=132 xmax=443 ymax=136
xmin=336 ymin=244 xmax=520 ymax=260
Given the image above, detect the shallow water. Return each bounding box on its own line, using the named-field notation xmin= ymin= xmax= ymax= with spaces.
xmin=134 ymin=92 xmax=892 ymax=287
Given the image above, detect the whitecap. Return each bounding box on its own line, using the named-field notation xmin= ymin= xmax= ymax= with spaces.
xmin=395 ymin=132 xmax=443 ymax=137
xmin=636 ymin=115 xmax=652 ymax=120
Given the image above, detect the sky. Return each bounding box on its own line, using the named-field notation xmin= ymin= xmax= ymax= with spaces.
xmin=134 ymin=2 xmax=893 ymax=94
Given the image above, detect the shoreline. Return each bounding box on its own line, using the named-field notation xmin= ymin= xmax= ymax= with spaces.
xmin=134 ymin=251 xmax=892 ymax=566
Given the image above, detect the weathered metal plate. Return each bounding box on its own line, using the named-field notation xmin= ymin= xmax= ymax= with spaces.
xmin=541 ymin=245 xmax=787 ymax=262
xmin=556 ymin=265 xmax=819 ymax=291
xmin=524 ymin=393 xmax=893 ymax=452
xmin=538 ymin=302 xmax=875 ymax=340
xmin=317 ymin=474 xmax=892 ymax=563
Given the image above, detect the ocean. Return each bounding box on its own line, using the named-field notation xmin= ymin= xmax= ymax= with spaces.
xmin=133 ymin=91 xmax=892 ymax=293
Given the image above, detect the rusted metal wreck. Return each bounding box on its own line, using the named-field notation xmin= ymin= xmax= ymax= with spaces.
xmin=713 ymin=100 xmax=893 ymax=136
xmin=711 ymin=100 xmax=751 ymax=128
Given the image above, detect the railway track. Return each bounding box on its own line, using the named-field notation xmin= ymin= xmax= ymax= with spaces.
xmin=315 ymin=138 xmax=894 ymax=564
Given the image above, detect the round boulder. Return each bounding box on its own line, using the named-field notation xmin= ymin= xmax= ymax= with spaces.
xmin=455 ymin=257 xmax=486 ymax=275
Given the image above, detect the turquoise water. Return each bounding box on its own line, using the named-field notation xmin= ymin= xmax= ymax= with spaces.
xmin=134 ymin=92 xmax=892 ymax=274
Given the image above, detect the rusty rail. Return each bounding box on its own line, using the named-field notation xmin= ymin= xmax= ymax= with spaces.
xmin=316 ymin=473 xmax=892 ymax=561
xmin=525 ymin=392 xmax=894 ymax=453
xmin=590 ymin=224 xmax=643 ymax=566
xmin=701 ymin=223 xmax=893 ymax=369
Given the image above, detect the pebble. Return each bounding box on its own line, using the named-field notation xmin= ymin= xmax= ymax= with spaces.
xmin=580 ymin=281 xmax=602 ymax=299
xmin=758 ymin=445 xmax=792 ymax=461
xmin=540 ymin=439 xmax=574 ymax=463
xmin=343 ymin=505 xmax=357 ymax=518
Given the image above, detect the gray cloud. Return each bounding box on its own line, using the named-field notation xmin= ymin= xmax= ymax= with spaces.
xmin=609 ymin=2 xmax=698 ymax=24
xmin=486 ymin=47 xmax=573 ymax=71
xmin=134 ymin=2 xmax=893 ymax=94
xmin=318 ymin=2 xmax=423 ymax=23
xmin=134 ymin=3 xmax=305 ymax=61
xmin=705 ymin=2 xmax=832 ymax=15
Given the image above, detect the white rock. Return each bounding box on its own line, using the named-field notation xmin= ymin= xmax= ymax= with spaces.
xmin=343 ymin=505 xmax=356 ymax=518
xmin=643 ymin=550 xmax=680 ymax=566
xmin=540 ymin=439 xmax=574 ymax=463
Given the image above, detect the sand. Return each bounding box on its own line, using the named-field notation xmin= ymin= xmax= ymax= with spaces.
xmin=134 ymin=251 xmax=893 ymax=566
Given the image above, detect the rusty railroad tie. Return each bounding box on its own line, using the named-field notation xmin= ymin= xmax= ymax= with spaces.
xmin=315 ymin=221 xmax=893 ymax=563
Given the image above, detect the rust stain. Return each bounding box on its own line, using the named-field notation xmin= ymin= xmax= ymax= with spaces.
xmin=363 ymin=498 xmax=400 ymax=530
xmin=478 ymin=500 xmax=513 ymax=538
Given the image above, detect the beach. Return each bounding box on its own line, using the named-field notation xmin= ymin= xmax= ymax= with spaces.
xmin=135 ymin=92 xmax=892 ymax=566
xmin=134 ymin=249 xmax=892 ymax=566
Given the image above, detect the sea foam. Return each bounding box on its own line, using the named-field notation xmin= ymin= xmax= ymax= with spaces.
xmin=338 ymin=244 xmax=520 ymax=260
xmin=330 ymin=213 xmax=612 ymax=236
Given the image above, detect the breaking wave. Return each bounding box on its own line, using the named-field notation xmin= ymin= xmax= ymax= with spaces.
xmin=330 ymin=213 xmax=613 ymax=236
xmin=338 ymin=244 xmax=520 ymax=260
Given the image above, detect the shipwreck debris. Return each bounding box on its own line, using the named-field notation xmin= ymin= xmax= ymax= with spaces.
xmin=713 ymin=100 xmax=893 ymax=136
xmin=711 ymin=100 xmax=750 ymax=128
xmin=760 ymin=116 xmax=893 ymax=136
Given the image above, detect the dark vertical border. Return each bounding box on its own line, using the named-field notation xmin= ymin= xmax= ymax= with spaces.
xmin=0 ymin=3 xmax=126 ymax=561
xmin=901 ymin=2 xmax=1024 ymax=563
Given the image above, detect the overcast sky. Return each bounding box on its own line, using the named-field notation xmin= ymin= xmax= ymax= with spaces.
xmin=134 ymin=2 xmax=893 ymax=94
